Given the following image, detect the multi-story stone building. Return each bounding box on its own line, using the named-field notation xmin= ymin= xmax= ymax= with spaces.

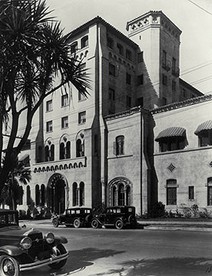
xmin=14 ymin=11 xmax=204 ymax=216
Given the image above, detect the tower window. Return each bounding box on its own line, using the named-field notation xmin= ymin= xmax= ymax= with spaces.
xmin=46 ymin=121 xmax=53 ymax=132
xmin=78 ymin=111 xmax=86 ymax=124
xmin=117 ymin=43 xmax=124 ymax=56
xmin=126 ymin=49 xmax=132 ymax=61
xmin=81 ymin=35 xmax=88 ymax=48
xmin=109 ymin=63 xmax=116 ymax=76
xmin=126 ymin=73 xmax=131 ymax=85
xmin=61 ymin=116 xmax=69 ymax=129
xmin=46 ymin=100 xmax=52 ymax=112
xmin=61 ymin=94 xmax=69 ymax=107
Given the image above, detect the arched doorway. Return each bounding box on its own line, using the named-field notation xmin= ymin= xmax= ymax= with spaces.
xmin=47 ymin=173 xmax=67 ymax=214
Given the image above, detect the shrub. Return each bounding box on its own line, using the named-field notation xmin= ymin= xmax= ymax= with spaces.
xmin=150 ymin=201 xmax=165 ymax=218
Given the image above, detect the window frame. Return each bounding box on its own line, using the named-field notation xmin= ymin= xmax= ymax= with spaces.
xmin=61 ymin=94 xmax=69 ymax=107
xmin=46 ymin=120 xmax=53 ymax=133
xmin=46 ymin=99 xmax=53 ymax=112
xmin=78 ymin=111 xmax=86 ymax=125
xmin=61 ymin=116 xmax=69 ymax=129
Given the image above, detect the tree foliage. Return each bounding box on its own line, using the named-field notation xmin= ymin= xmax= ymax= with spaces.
xmin=0 ymin=0 xmax=89 ymax=194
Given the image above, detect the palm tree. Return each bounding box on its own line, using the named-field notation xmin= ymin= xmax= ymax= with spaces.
xmin=0 ymin=158 xmax=31 ymax=210
xmin=0 ymin=0 xmax=90 ymax=195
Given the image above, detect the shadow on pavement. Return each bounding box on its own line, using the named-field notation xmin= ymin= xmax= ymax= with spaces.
xmin=21 ymin=247 xmax=125 ymax=275
xmin=90 ymin=257 xmax=212 ymax=276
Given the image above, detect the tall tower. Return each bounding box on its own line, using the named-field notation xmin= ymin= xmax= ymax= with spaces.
xmin=127 ymin=11 xmax=182 ymax=109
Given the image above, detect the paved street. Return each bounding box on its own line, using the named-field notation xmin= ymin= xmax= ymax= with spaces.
xmin=20 ymin=221 xmax=212 ymax=276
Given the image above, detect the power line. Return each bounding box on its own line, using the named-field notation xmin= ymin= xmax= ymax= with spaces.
xmin=187 ymin=0 xmax=212 ymax=16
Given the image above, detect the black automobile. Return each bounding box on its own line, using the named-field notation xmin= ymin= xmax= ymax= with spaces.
xmin=0 ymin=209 xmax=68 ymax=276
xmin=91 ymin=206 xmax=137 ymax=230
xmin=52 ymin=207 xmax=93 ymax=228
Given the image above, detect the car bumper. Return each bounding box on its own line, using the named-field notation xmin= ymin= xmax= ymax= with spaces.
xmin=19 ymin=251 xmax=69 ymax=271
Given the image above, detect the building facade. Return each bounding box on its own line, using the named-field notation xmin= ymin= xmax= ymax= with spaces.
xmin=13 ymin=11 xmax=204 ymax=216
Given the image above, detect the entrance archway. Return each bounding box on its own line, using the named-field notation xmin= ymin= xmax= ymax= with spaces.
xmin=108 ymin=177 xmax=132 ymax=206
xmin=47 ymin=173 xmax=67 ymax=214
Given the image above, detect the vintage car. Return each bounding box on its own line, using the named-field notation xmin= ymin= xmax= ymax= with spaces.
xmin=52 ymin=207 xmax=93 ymax=228
xmin=0 ymin=209 xmax=68 ymax=276
xmin=91 ymin=206 xmax=137 ymax=230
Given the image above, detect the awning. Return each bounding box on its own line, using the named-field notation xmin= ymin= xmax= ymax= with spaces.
xmin=155 ymin=127 xmax=186 ymax=141
xmin=194 ymin=120 xmax=212 ymax=135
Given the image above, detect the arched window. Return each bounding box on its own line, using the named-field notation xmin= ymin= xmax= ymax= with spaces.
xmin=35 ymin=184 xmax=40 ymax=206
xmin=115 ymin=136 xmax=124 ymax=156
xmin=45 ymin=140 xmax=54 ymax=161
xmin=73 ymin=182 xmax=77 ymax=206
xmin=66 ymin=141 xmax=71 ymax=158
xmin=50 ymin=145 xmax=54 ymax=161
xmin=76 ymin=139 xmax=84 ymax=157
xmin=27 ymin=185 xmax=31 ymax=205
xmin=118 ymin=184 xmax=125 ymax=206
xmin=60 ymin=143 xmax=65 ymax=159
xmin=112 ymin=186 xmax=116 ymax=206
xmin=79 ymin=182 xmax=84 ymax=206
xmin=126 ymin=186 xmax=131 ymax=205
xmin=60 ymin=136 xmax=71 ymax=159
xmin=41 ymin=184 xmax=45 ymax=206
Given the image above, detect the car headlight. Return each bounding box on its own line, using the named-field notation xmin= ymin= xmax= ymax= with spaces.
xmin=45 ymin=232 xmax=55 ymax=244
xmin=20 ymin=237 xmax=32 ymax=250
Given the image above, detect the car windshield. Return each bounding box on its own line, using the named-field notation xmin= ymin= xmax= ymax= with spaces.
xmin=0 ymin=213 xmax=18 ymax=227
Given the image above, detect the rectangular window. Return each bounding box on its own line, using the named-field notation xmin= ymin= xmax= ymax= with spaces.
xmin=188 ymin=186 xmax=194 ymax=200
xmin=208 ymin=186 xmax=212 ymax=205
xmin=137 ymin=74 xmax=144 ymax=85
xmin=46 ymin=100 xmax=52 ymax=112
xmin=162 ymin=97 xmax=167 ymax=105
xmin=109 ymin=88 xmax=115 ymax=100
xmin=126 ymin=96 xmax=131 ymax=108
xmin=138 ymin=52 xmax=143 ymax=63
xmin=172 ymin=57 xmax=176 ymax=74
xmin=117 ymin=43 xmax=124 ymax=55
xmin=61 ymin=116 xmax=68 ymax=129
xmin=126 ymin=49 xmax=132 ymax=61
xmin=162 ymin=50 xmax=167 ymax=67
xmin=61 ymin=94 xmax=69 ymax=107
xmin=81 ymin=35 xmax=88 ymax=48
xmin=162 ymin=74 xmax=167 ymax=85
xmin=109 ymin=63 xmax=115 ymax=76
xmin=46 ymin=121 xmax=53 ymax=132
xmin=126 ymin=73 xmax=131 ymax=85
xmin=107 ymin=36 xmax=114 ymax=49
xmin=167 ymin=187 xmax=177 ymax=205
xmin=172 ymin=80 xmax=176 ymax=92
xmin=78 ymin=111 xmax=86 ymax=124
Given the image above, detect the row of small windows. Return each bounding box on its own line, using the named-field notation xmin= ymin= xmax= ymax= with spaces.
xmin=70 ymin=35 xmax=88 ymax=54
xmin=46 ymin=92 xmax=86 ymax=112
xmin=166 ymin=179 xmax=212 ymax=206
xmin=46 ymin=111 xmax=86 ymax=132
xmin=109 ymin=63 xmax=144 ymax=85
xmin=156 ymin=124 xmax=212 ymax=152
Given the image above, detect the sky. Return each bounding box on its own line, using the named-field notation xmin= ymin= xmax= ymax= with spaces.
xmin=46 ymin=0 xmax=212 ymax=95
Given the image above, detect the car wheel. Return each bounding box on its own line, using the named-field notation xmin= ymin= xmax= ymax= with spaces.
xmin=48 ymin=244 xmax=67 ymax=270
xmin=73 ymin=218 xmax=81 ymax=228
xmin=0 ymin=255 xmax=20 ymax=276
xmin=52 ymin=218 xmax=59 ymax=228
xmin=91 ymin=219 xmax=99 ymax=229
xmin=115 ymin=219 xmax=124 ymax=230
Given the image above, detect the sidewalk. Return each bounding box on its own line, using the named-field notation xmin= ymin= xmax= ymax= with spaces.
xmin=19 ymin=218 xmax=212 ymax=232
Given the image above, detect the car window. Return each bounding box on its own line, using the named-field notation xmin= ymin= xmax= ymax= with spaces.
xmin=76 ymin=210 xmax=80 ymax=214
xmin=117 ymin=209 xmax=121 ymax=213
xmin=0 ymin=213 xmax=17 ymax=227
xmin=85 ymin=210 xmax=90 ymax=214
xmin=71 ymin=210 xmax=75 ymax=214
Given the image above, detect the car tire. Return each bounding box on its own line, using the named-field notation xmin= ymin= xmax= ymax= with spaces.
xmin=0 ymin=255 xmax=20 ymax=276
xmin=115 ymin=219 xmax=124 ymax=230
xmin=48 ymin=244 xmax=67 ymax=270
xmin=52 ymin=218 xmax=59 ymax=228
xmin=73 ymin=218 xmax=81 ymax=228
xmin=91 ymin=219 xmax=99 ymax=229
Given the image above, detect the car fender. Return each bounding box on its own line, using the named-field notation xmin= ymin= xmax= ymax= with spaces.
xmin=54 ymin=236 xmax=68 ymax=245
xmin=0 ymin=245 xmax=23 ymax=256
